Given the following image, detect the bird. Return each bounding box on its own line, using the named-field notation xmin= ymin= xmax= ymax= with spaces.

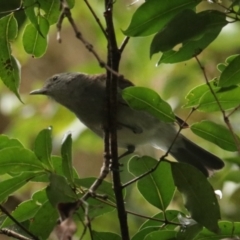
xmin=30 ymin=72 xmax=224 ymax=177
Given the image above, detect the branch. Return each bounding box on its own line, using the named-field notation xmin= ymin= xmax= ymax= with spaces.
xmin=0 ymin=229 xmax=32 ymax=240
xmin=57 ymin=0 xmax=121 ymax=77
xmin=0 ymin=205 xmax=38 ymax=240
xmin=104 ymin=1 xmax=130 ymax=239
xmin=83 ymin=0 xmax=108 ymax=39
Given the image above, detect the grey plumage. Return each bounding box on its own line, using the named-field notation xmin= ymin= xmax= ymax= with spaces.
xmin=30 ymin=72 xmax=224 ymax=176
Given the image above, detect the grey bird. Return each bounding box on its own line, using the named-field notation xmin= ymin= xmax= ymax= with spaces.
xmin=30 ymin=72 xmax=224 ymax=176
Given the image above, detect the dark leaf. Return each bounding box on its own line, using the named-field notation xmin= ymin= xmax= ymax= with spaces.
xmin=171 ymin=162 xmax=220 ymax=232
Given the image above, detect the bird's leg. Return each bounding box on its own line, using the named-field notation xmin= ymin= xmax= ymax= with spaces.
xmin=110 ymin=145 xmax=135 ymax=172
xmin=118 ymin=145 xmax=135 ymax=160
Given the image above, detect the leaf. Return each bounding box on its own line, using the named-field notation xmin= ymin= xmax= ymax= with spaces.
xmin=0 ymin=14 xmax=21 ymax=100
xmin=92 ymin=231 xmax=121 ymax=240
xmin=128 ymin=156 xmax=175 ymax=210
xmin=28 ymin=200 xmax=58 ymax=240
xmin=195 ymin=221 xmax=240 ymax=239
xmin=22 ymin=15 xmax=49 ymax=57
xmin=0 ymin=147 xmax=44 ymax=174
xmin=198 ymin=85 xmax=240 ymax=112
xmin=224 ymin=171 xmax=240 ymax=183
xmin=34 ymin=127 xmax=53 ymax=170
xmin=0 ymin=172 xmax=44 ymax=203
xmin=61 ymin=133 xmax=74 ymax=184
xmin=150 ymin=9 xmax=208 ymax=55
xmin=131 ymin=227 xmax=160 ymax=240
xmin=0 ymin=135 xmax=24 ymax=150
xmin=24 ymin=0 xmax=40 ymax=27
xmin=217 ymin=63 xmax=227 ymax=73
xmin=1 ymin=188 xmax=47 ymax=227
xmin=39 ymin=0 xmax=61 ymax=25
xmin=158 ymin=11 xmax=227 ymax=64
xmin=218 ymin=55 xmax=240 ymax=87
xmin=124 ymin=0 xmax=201 ymax=36
xmin=32 ymin=156 xmax=79 ymax=182
xmin=122 ymin=87 xmax=175 ymax=123
xmin=145 ymin=230 xmax=176 ymax=240
xmin=171 ymin=162 xmax=221 ymax=233
xmin=183 ymin=81 xmax=217 ymax=108
xmin=191 ymin=120 xmax=239 ymax=152
xmin=46 ymin=174 xmax=77 ymax=206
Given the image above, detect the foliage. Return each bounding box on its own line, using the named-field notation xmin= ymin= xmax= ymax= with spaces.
xmin=0 ymin=0 xmax=240 ymax=239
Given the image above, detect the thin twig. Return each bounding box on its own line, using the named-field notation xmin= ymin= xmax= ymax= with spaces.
xmin=227 ymin=104 xmax=240 ymax=118
xmin=195 ymin=56 xmax=240 ymax=153
xmin=119 ymin=36 xmax=130 ymax=53
xmin=0 ymin=229 xmax=32 ymax=240
xmin=57 ymin=0 xmax=122 ymax=78
xmin=122 ymin=108 xmax=196 ymax=188
xmin=0 ymin=205 xmax=38 ymax=240
xmin=83 ymin=0 xmax=108 ymax=38
xmin=93 ymin=195 xmax=181 ymax=226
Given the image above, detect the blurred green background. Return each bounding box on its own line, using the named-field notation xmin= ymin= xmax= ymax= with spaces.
xmin=0 ymin=0 xmax=240 ymax=238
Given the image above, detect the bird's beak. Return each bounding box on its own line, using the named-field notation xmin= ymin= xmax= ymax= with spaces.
xmin=30 ymin=88 xmax=47 ymax=95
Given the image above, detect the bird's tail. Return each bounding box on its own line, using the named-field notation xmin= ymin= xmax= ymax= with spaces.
xmin=170 ymin=135 xmax=224 ymax=177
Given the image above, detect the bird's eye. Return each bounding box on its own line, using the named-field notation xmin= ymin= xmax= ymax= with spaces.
xmin=53 ymin=76 xmax=58 ymax=81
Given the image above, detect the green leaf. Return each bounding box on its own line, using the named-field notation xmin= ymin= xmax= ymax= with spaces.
xmin=124 ymin=0 xmax=201 ymax=36
xmin=171 ymin=162 xmax=221 ymax=233
xmin=0 ymin=147 xmax=44 ymax=174
xmin=132 ymin=227 xmax=160 ymax=240
xmin=0 ymin=14 xmax=21 ymax=100
xmin=128 ymin=156 xmax=175 ymax=210
xmin=150 ymin=9 xmax=208 ymax=55
xmin=224 ymin=171 xmax=240 ymax=183
xmin=0 ymin=135 xmax=24 ymax=150
xmin=39 ymin=0 xmax=61 ymax=25
xmin=198 ymin=86 xmax=240 ymax=112
xmin=217 ymin=63 xmax=227 ymax=73
xmin=122 ymin=87 xmax=175 ymax=123
xmin=218 ymin=55 xmax=240 ymax=87
xmin=32 ymin=156 xmax=79 ymax=182
xmin=34 ymin=127 xmax=53 ymax=170
xmin=46 ymin=174 xmax=77 ymax=206
xmin=24 ymin=0 xmax=40 ymax=27
xmin=158 ymin=11 xmax=227 ymax=64
xmin=0 ymin=172 xmax=44 ymax=203
xmin=1 ymin=188 xmax=47 ymax=227
xmin=195 ymin=221 xmax=240 ymax=239
xmin=22 ymin=15 xmax=49 ymax=57
xmin=191 ymin=120 xmax=239 ymax=152
xmin=224 ymin=156 xmax=240 ymax=165
xmin=225 ymin=54 xmax=239 ymax=64
xmin=61 ymin=133 xmax=74 ymax=184
xmin=183 ymin=81 xmax=217 ymax=108
xmin=29 ymin=200 xmax=58 ymax=239
xmin=92 ymin=231 xmax=121 ymax=240
xmin=145 ymin=230 xmax=176 ymax=240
